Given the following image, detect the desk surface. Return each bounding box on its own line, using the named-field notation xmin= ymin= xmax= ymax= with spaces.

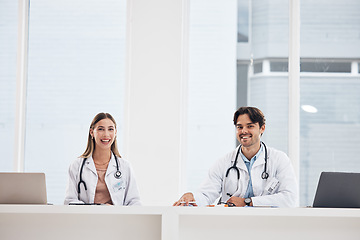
xmin=1 ymin=205 xmax=360 ymax=240
xmin=1 ymin=204 xmax=359 ymax=216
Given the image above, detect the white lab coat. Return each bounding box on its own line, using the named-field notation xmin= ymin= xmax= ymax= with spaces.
xmin=64 ymin=154 xmax=141 ymax=206
xmin=193 ymin=145 xmax=298 ymax=207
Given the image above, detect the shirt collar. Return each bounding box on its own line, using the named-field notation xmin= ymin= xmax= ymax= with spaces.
xmin=240 ymin=143 xmax=263 ymax=163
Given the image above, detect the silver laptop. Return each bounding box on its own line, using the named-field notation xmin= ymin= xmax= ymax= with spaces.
xmin=0 ymin=172 xmax=47 ymax=204
xmin=312 ymin=172 xmax=360 ymax=208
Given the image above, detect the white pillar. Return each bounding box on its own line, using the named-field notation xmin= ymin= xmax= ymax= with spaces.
xmin=14 ymin=0 xmax=30 ymax=172
xmin=263 ymin=59 xmax=270 ymax=74
xmin=351 ymin=61 xmax=358 ymax=75
xmin=124 ymin=0 xmax=189 ymax=205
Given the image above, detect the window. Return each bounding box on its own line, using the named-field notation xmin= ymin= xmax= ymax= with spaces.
xmin=253 ymin=62 xmax=263 ymax=74
xmin=186 ymin=0 xmax=237 ymax=193
xmin=0 ymin=0 xmax=18 ymax=171
xmin=237 ymin=0 xmax=360 ymax=207
xmin=245 ymin=0 xmax=289 ymax=153
xmin=300 ymin=0 xmax=360 ymax=206
xmin=300 ymin=60 xmax=352 ymax=73
xmin=24 ymin=0 xmax=126 ymax=204
xmin=238 ymin=0 xmax=250 ymax=43
xmin=270 ymin=60 xmax=288 ymax=72
xmin=237 ymin=62 xmax=249 ymax=108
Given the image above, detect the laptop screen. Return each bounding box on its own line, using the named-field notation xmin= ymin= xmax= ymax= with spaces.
xmin=0 ymin=172 xmax=47 ymax=204
xmin=313 ymin=172 xmax=360 ymax=208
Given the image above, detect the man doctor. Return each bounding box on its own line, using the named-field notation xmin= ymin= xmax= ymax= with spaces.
xmin=173 ymin=107 xmax=298 ymax=207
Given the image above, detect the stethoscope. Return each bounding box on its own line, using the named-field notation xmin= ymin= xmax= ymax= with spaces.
xmin=224 ymin=141 xmax=269 ymax=197
xmin=77 ymin=152 xmax=122 ymax=197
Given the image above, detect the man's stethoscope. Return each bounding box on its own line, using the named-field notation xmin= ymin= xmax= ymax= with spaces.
xmin=224 ymin=141 xmax=269 ymax=197
xmin=77 ymin=152 xmax=122 ymax=197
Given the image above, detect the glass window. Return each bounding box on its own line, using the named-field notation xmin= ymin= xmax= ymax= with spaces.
xmin=237 ymin=62 xmax=249 ymax=108
xmin=253 ymin=62 xmax=262 ymax=74
xmin=270 ymin=60 xmax=288 ymax=72
xmin=237 ymin=0 xmax=360 ymax=207
xmin=0 ymin=0 xmax=18 ymax=171
xmin=245 ymin=0 xmax=289 ymax=153
xmin=300 ymin=60 xmax=351 ymax=73
xmin=186 ymin=0 xmax=237 ymax=193
xmin=238 ymin=0 xmax=249 ymax=43
xmin=25 ymin=0 xmax=126 ymax=204
xmin=300 ymin=0 xmax=360 ymax=206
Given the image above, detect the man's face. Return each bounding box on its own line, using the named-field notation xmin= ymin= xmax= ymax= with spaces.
xmin=235 ymin=114 xmax=265 ymax=148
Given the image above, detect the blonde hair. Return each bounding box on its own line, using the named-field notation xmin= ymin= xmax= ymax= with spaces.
xmin=80 ymin=112 xmax=121 ymax=158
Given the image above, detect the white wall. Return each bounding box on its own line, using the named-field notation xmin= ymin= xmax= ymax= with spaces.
xmin=124 ymin=0 xmax=238 ymax=206
xmin=124 ymin=0 xmax=188 ymax=206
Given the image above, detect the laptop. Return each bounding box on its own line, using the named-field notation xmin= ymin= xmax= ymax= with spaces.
xmin=0 ymin=172 xmax=47 ymax=204
xmin=312 ymin=172 xmax=360 ymax=208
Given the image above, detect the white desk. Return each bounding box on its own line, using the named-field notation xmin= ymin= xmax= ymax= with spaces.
xmin=1 ymin=205 xmax=360 ymax=240
xmin=174 ymin=207 xmax=360 ymax=240
xmin=0 ymin=205 xmax=162 ymax=240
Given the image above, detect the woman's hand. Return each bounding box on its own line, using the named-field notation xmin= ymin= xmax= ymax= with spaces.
xmin=173 ymin=192 xmax=197 ymax=206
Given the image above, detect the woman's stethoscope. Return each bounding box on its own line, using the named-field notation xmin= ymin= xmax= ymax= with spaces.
xmin=77 ymin=152 xmax=122 ymax=197
xmin=224 ymin=141 xmax=269 ymax=197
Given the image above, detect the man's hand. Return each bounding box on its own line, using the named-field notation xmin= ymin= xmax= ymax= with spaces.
xmin=173 ymin=192 xmax=198 ymax=206
xmin=227 ymin=196 xmax=252 ymax=207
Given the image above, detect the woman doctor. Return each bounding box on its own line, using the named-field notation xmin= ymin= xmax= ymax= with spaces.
xmin=64 ymin=112 xmax=141 ymax=205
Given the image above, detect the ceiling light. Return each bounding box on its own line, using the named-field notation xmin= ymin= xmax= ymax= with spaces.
xmin=301 ymin=105 xmax=318 ymax=113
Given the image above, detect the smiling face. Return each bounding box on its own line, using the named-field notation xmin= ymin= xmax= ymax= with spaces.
xmin=90 ymin=118 xmax=117 ymax=151
xmin=235 ymin=113 xmax=265 ymax=149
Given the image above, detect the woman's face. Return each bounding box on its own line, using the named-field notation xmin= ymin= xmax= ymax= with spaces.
xmin=90 ymin=118 xmax=117 ymax=151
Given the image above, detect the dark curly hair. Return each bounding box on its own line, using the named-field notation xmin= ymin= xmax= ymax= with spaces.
xmin=233 ymin=107 xmax=266 ymax=128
